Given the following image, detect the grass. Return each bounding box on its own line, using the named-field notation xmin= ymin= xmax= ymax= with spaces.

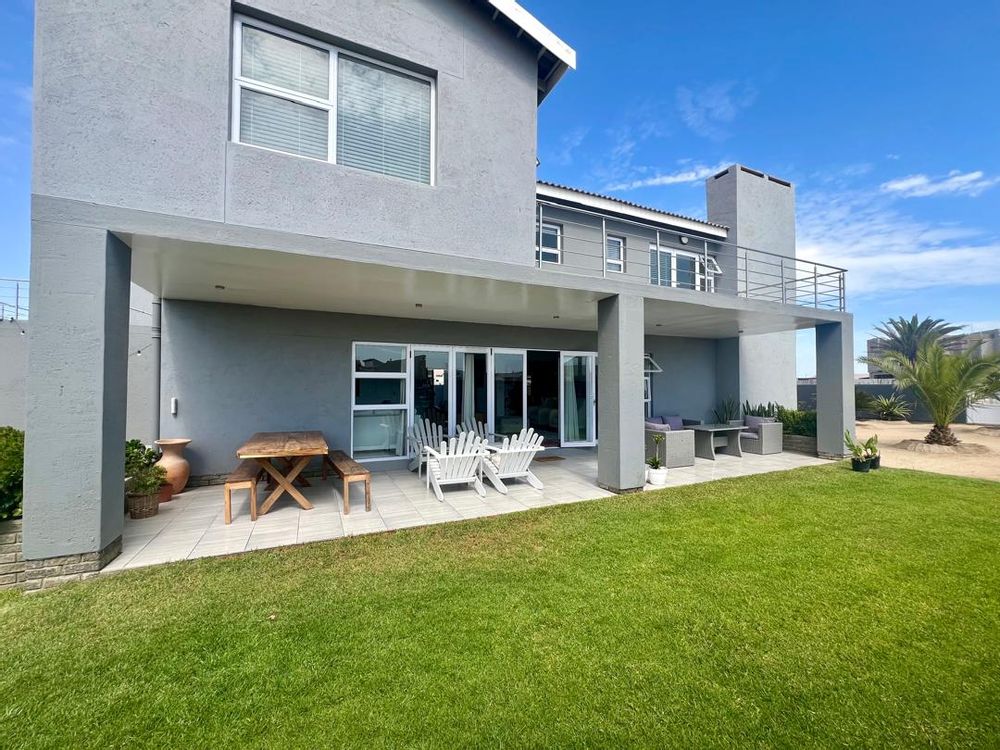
xmin=2 ymin=464 xmax=998 ymax=748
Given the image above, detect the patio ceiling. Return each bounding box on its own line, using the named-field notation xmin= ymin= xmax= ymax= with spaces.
xmin=129 ymin=235 xmax=833 ymax=338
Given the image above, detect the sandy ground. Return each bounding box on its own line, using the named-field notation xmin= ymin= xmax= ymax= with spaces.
xmin=855 ymin=420 xmax=1000 ymax=482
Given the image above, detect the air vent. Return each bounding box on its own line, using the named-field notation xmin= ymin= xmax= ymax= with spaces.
xmin=740 ymin=166 xmax=765 ymax=178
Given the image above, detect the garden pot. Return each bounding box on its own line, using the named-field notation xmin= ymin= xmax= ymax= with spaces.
xmin=869 ymin=455 xmax=881 ymax=470
xmin=127 ymin=493 xmax=159 ymax=519
xmin=851 ymin=458 xmax=871 ymax=473
xmin=157 ymin=482 xmax=174 ymax=503
xmin=155 ymin=438 xmax=192 ymax=494
xmin=647 ymin=467 xmax=668 ymax=486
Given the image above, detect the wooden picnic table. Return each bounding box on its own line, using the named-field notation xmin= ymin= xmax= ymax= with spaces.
xmin=236 ymin=431 xmax=329 ymax=515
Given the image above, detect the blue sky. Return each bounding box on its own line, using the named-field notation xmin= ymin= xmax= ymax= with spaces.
xmin=1 ymin=1 xmax=998 ymax=375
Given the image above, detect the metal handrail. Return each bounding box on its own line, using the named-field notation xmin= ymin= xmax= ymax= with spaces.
xmin=535 ymin=200 xmax=846 ymax=311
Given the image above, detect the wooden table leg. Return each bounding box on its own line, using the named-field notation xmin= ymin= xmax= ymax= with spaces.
xmin=343 ymin=476 xmax=350 ymax=514
xmin=365 ymin=476 xmax=371 ymax=512
xmin=258 ymin=457 xmax=315 ymax=514
xmin=278 ymin=457 xmax=312 ymax=487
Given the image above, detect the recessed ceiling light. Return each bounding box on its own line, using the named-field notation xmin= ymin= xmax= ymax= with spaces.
xmin=655 ymin=323 xmax=662 ymax=327
xmin=553 ymin=315 xmax=560 ymax=319
xmin=214 ymin=284 xmax=226 ymax=290
xmin=415 ymin=303 xmax=423 ymax=308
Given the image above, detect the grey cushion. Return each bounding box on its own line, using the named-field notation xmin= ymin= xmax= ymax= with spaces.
xmin=740 ymin=431 xmax=759 ymax=440
xmin=663 ymin=416 xmax=684 ymax=431
xmin=645 ymin=421 xmax=668 ymax=431
xmin=648 ymin=415 xmax=665 ymax=424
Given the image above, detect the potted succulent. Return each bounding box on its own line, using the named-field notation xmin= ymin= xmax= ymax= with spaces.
xmin=844 ymin=430 xmax=872 ymax=473
xmin=125 ymin=439 xmax=173 ymax=503
xmin=646 ymin=433 xmax=668 ymax=486
xmin=865 ymin=434 xmax=881 ymax=470
xmin=126 ymin=463 xmax=168 ymax=519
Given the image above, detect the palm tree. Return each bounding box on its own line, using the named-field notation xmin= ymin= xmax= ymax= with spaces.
xmin=871 ymin=315 xmax=962 ymax=363
xmin=869 ymin=342 xmax=1000 ymax=445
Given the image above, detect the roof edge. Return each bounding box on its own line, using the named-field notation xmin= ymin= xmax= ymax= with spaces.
xmin=488 ymin=0 xmax=577 ymax=71
xmin=536 ymin=181 xmax=729 ymax=238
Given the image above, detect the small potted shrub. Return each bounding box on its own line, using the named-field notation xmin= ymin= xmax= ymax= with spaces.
xmin=125 ymin=439 xmax=173 ymax=503
xmin=844 ymin=430 xmax=872 ymax=472
xmin=865 ymin=434 xmax=881 ymax=470
xmin=126 ymin=464 xmax=168 ymax=519
xmin=646 ymin=433 xmax=668 ymax=486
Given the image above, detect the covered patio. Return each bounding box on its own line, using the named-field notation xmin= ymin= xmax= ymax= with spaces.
xmin=103 ymin=448 xmax=826 ymax=572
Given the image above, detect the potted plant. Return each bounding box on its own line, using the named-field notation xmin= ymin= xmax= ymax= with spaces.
xmin=865 ymin=434 xmax=881 ymax=469
xmin=126 ymin=463 xmax=168 ymax=519
xmin=125 ymin=439 xmax=173 ymax=503
xmin=646 ymin=433 xmax=668 ymax=486
xmin=844 ymin=430 xmax=872 ymax=472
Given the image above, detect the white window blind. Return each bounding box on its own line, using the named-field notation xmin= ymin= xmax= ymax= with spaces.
xmin=337 ymin=56 xmax=432 ymax=184
xmin=233 ymin=17 xmax=434 ymax=183
xmin=239 ymin=89 xmax=328 ymax=160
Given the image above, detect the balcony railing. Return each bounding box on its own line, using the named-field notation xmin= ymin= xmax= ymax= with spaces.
xmin=0 ymin=278 xmax=28 ymax=321
xmin=534 ymin=200 xmax=846 ymax=311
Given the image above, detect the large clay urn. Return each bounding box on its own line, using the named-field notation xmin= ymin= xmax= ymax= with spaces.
xmin=155 ymin=438 xmax=192 ymax=495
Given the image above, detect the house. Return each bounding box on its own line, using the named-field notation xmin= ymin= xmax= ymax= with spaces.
xmin=24 ymin=0 xmax=854 ymax=581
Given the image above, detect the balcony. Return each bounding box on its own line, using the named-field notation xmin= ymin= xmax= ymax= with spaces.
xmin=534 ymin=200 xmax=846 ymax=312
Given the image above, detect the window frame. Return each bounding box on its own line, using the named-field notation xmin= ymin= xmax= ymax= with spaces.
xmin=649 ymin=243 xmax=718 ymax=292
xmin=537 ymin=221 xmax=563 ymax=265
xmin=605 ymin=234 xmax=626 ymax=274
xmin=231 ymin=15 xmax=436 ymax=185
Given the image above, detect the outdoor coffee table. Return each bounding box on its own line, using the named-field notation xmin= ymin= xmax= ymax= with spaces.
xmin=688 ymin=424 xmax=744 ymax=460
xmin=236 ymin=431 xmax=329 ymax=514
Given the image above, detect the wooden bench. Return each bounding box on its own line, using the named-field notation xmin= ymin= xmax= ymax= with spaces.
xmin=322 ymin=450 xmax=371 ymax=514
xmin=224 ymin=459 xmax=263 ymax=524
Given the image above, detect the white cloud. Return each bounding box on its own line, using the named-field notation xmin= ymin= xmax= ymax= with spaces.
xmin=880 ymin=170 xmax=999 ymax=198
xmin=797 ymin=187 xmax=1000 ymax=296
xmin=549 ymin=126 xmax=589 ymax=167
xmin=676 ymin=82 xmax=756 ymax=140
xmin=604 ymin=161 xmax=731 ymax=192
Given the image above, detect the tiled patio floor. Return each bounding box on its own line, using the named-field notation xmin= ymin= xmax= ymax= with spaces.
xmin=103 ymin=449 xmax=828 ymax=573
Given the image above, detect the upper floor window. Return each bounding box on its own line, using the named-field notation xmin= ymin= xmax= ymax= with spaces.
xmin=232 ymin=17 xmax=434 ymax=184
xmin=649 ymin=243 xmax=721 ymax=292
xmin=536 ymin=222 xmax=562 ymax=264
xmin=605 ymin=234 xmax=625 ymax=274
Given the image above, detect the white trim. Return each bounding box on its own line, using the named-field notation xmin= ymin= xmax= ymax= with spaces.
xmin=487 ymin=0 xmax=576 ymax=70
xmin=537 ymin=221 xmax=562 ymax=265
xmin=605 ymin=233 xmax=626 ymax=274
xmin=536 ymin=183 xmax=728 ymax=239
xmin=232 ymin=15 xmax=436 ymax=185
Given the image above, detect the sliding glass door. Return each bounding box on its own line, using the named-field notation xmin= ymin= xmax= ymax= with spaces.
xmin=560 ymin=352 xmax=596 ymax=446
xmin=492 ymin=349 xmax=526 ymax=438
xmin=412 ymin=347 xmax=450 ymax=434
xmin=454 ymin=348 xmax=489 ymax=431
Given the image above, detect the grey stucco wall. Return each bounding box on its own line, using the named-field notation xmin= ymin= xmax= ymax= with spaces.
xmin=0 ymin=323 xmax=28 ymax=430
xmin=159 ymin=300 xmax=723 ymax=477
xmin=707 ymin=166 xmax=798 ymax=407
xmin=645 ymin=336 xmax=719 ymax=424
xmin=34 ymin=0 xmax=539 ymax=266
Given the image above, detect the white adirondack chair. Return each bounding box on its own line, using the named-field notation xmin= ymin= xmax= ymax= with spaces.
xmin=459 ymin=419 xmax=495 ymax=442
xmin=425 ymin=432 xmax=488 ymax=502
xmin=408 ymin=418 xmax=445 ymax=476
xmin=481 ymin=427 xmax=545 ymax=494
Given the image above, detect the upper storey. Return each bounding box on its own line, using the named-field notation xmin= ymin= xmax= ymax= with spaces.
xmin=33 ymin=0 xmax=574 ymax=266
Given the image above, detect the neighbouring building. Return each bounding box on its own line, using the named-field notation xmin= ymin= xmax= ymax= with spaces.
xmin=23 ymin=0 xmax=854 ymax=581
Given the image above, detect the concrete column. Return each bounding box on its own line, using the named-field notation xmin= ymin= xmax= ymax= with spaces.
xmin=815 ymin=320 xmax=855 ymax=458
xmin=597 ymin=294 xmax=645 ymax=492
xmin=23 ymin=222 xmax=131 ymax=563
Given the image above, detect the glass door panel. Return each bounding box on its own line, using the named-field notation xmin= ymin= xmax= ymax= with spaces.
xmin=492 ymin=350 xmax=526 ymax=438
xmin=412 ymin=348 xmax=451 ymax=434
xmin=455 ymin=349 xmax=489 ymax=431
xmin=560 ymin=353 xmax=596 ymax=446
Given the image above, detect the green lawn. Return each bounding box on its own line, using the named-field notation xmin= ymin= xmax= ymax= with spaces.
xmin=3 ymin=465 xmax=999 ymax=748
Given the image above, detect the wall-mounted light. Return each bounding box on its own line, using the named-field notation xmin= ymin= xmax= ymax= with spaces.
xmin=680 ymin=236 xmax=689 ymax=245
xmin=214 ymin=284 xmax=226 ymax=290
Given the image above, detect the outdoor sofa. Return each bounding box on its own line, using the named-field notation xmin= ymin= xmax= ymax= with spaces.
xmin=644 ymin=415 xmax=701 ymax=468
xmin=729 ymin=416 xmax=783 ymax=455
